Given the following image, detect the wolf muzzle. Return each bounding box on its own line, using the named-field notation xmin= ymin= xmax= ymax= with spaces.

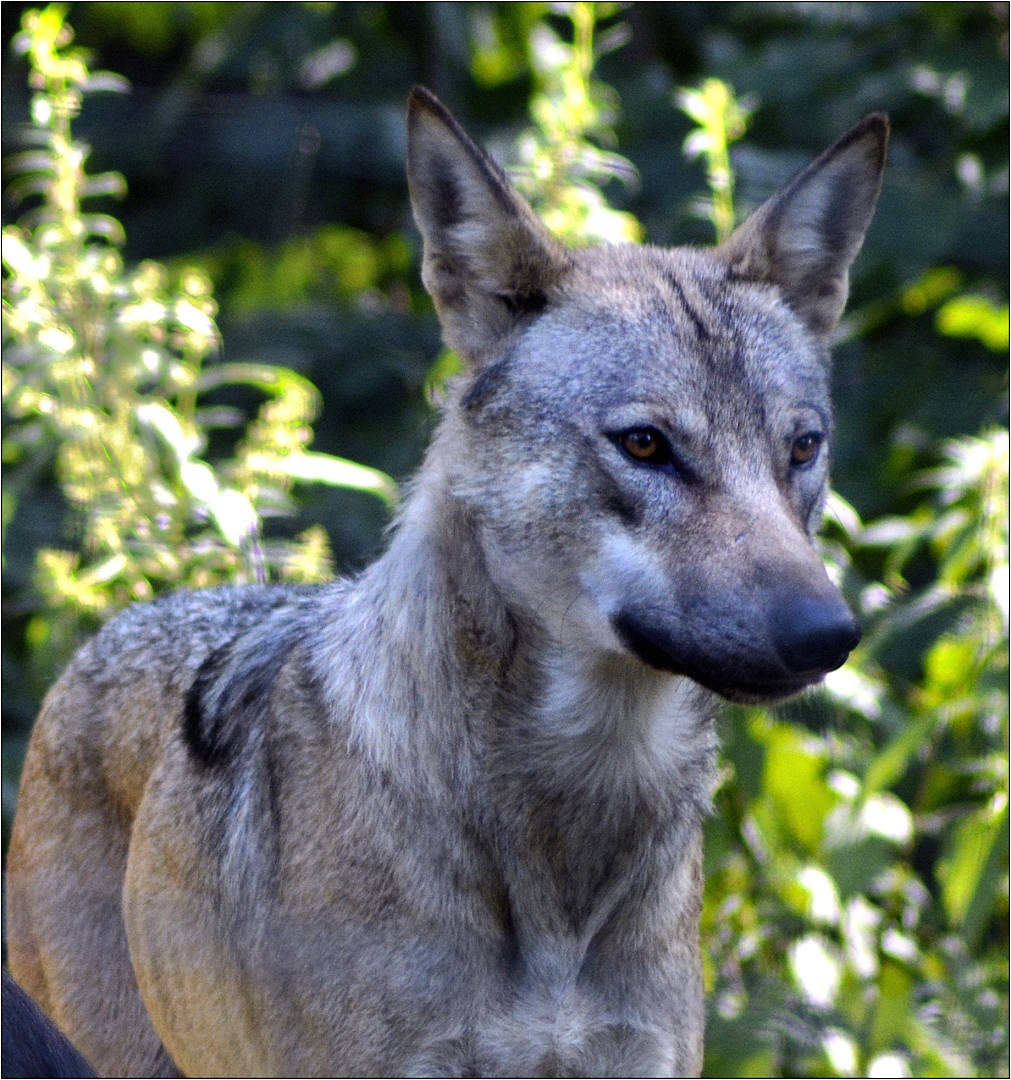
xmin=612 ymin=584 xmax=861 ymax=703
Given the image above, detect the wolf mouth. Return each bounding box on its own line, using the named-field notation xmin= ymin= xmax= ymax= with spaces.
xmin=610 ymin=610 xmax=847 ymax=703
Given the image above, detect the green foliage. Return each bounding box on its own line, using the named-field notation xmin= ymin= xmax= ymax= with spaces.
xmin=705 ymin=430 xmax=1008 ymax=1077
xmin=182 ymin=227 xmax=416 ymax=317
xmin=1 ymin=5 xmax=395 ymax=669
xmin=511 ymin=2 xmax=642 ymax=246
xmin=935 ymin=295 xmax=1009 ymax=352
xmin=676 ymin=78 xmax=756 ymax=243
xmin=85 ymin=1 xmax=233 ymax=55
xmin=469 ymin=2 xmax=547 ymax=89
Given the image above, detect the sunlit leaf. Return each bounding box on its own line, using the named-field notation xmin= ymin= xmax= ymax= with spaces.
xmin=870 ymin=962 xmax=914 ymax=1054
xmin=245 ymin=451 xmax=398 ymax=508
xmin=936 ymin=295 xmax=1009 ymax=351
xmin=936 ymin=799 xmax=1008 ymax=935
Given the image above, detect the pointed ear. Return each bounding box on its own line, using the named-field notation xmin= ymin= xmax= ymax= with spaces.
xmin=407 ymin=86 xmax=570 ymax=365
xmin=719 ymin=114 xmax=888 ymax=340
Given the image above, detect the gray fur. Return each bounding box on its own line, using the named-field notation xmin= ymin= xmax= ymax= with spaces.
xmin=6 ymin=89 xmax=886 ymax=1078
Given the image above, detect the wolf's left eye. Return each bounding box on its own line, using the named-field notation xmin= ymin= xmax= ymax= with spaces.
xmin=620 ymin=428 xmax=671 ymax=465
xmin=790 ymin=432 xmax=823 ymax=466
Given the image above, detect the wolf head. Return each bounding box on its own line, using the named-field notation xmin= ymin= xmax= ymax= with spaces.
xmin=407 ymin=87 xmax=887 ymax=704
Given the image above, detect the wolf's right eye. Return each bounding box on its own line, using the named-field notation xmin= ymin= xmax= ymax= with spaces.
xmin=619 ymin=428 xmax=672 ymax=466
xmin=790 ymin=432 xmax=823 ymax=467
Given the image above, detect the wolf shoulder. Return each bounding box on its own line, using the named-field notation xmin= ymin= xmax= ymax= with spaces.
xmin=27 ymin=583 xmax=341 ymax=787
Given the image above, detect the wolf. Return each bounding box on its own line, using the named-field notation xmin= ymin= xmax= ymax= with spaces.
xmin=6 ymin=87 xmax=886 ymax=1078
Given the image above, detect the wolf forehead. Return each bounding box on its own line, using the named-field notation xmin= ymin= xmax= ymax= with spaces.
xmin=464 ymin=243 xmax=832 ymax=429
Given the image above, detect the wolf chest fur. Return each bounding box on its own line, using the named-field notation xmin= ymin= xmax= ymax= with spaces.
xmin=6 ymin=88 xmax=886 ymax=1078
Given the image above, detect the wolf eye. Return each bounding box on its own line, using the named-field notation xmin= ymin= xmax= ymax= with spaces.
xmin=791 ymin=432 xmax=823 ymax=466
xmin=620 ymin=428 xmax=670 ymax=464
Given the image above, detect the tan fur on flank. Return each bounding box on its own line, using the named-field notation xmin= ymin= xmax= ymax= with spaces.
xmin=7 ymin=88 xmax=887 ymax=1078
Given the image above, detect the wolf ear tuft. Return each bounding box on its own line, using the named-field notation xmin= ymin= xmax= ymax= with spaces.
xmin=407 ymin=86 xmax=570 ymax=366
xmin=720 ymin=113 xmax=888 ymax=340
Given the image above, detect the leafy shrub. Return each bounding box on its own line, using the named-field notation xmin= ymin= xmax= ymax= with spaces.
xmin=2 ymin=5 xmax=395 ymax=675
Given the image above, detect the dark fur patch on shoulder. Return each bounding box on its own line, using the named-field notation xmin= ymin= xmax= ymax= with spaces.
xmin=183 ymin=644 xmax=235 ymax=768
xmin=183 ymin=617 xmax=308 ymax=770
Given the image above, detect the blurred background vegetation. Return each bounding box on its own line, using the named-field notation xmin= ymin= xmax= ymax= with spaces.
xmin=2 ymin=3 xmax=1007 ymax=1077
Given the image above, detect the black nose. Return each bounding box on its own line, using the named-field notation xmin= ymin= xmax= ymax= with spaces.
xmin=770 ymin=595 xmax=862 ymax=674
